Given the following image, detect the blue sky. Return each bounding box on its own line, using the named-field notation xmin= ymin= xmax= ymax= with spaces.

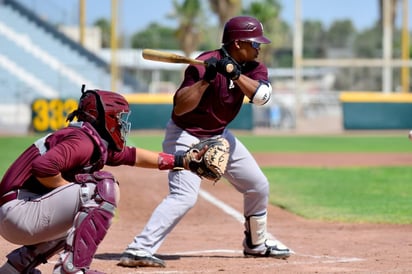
xmin=19 ymin=0 xmax=407 ymax=35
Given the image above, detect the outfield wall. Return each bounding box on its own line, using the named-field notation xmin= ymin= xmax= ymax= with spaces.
xmin=340 ymin=92 xmax=412 ymax=129
xmin=124 ymin=94 xmax=252 ymax=130
xmin=30 ymin=94 xmax=253 ymax=132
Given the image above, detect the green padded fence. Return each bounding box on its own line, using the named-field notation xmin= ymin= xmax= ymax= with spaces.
xmin=30 ymin=94 xmax=253 ymax=132
xmin=340 ymin=92 xmax=412 ymax=130
xmin=125 ymin=94 xmax=253 ymax=130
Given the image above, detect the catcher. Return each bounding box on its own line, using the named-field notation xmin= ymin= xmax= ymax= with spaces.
xmin=119 ymin=15 xmax=291 ymax=269
xmin=0 ymin=85 xmax=219 ymax=274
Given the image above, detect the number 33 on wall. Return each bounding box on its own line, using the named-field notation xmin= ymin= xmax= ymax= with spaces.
xmin=31 ymin=98 xmax=78 ymax=132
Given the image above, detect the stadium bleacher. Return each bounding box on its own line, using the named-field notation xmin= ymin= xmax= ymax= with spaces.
xmin=0 ymin=0 xmax=142 ymax=132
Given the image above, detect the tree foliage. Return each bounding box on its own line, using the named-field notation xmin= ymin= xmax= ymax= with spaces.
xmin=326 ymin=20 xmax=356 ymax=48
xmin=303 ymin=20 xmax=326 ymax=58
xmin=93 ymin=18 xmax=111 ymax=48
xmin=209 ymin=0 xmax=242 ymax=28
xmin=242 ymin=0 xmax=289 ymax=66
xmin=93 ymin=0 xmax=410 ymax=68
xmin=207 ymin=0 xmax=242 ymax=46
xmin=130 ymin=22 xmax=179 ymax=49
xmin=169 ymin=0 xmax=203 ymax=56
xmin=353 ymin=24 xmax=382 ymax=58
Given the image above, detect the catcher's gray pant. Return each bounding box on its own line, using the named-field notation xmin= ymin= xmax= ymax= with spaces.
xmin=0 ymin=184 xmax=84 ymax=245
xmin=0 ymin=180 xmax=114 ymax=272
xmin=127 ymin=119 xmax=269 ymax=254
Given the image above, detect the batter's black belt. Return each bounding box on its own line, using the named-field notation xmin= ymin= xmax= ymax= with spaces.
xmin=0 ymin=190 xmax=18 ymax=207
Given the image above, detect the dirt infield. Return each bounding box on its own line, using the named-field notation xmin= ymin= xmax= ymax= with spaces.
xmin=1 ymin=153 xmax=412 ymax=273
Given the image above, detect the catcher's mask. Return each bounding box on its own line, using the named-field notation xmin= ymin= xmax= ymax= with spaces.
xmin=222 ymin=16 xmax=271 ymax=45
xmin=67 ymin=85 xmax=131 ymax=151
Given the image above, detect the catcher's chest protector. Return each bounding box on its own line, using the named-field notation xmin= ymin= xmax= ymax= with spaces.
xmin=0 ymin=122 xmax=108 ymax=196
xmin=69 ymin=122 xmax=109 ymax=172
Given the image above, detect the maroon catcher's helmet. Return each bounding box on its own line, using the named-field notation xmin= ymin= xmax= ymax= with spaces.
xmin=222 ymin=16 xmax=271 ymax=44
xmin=67 ymin=85 xmax=131 ymax=151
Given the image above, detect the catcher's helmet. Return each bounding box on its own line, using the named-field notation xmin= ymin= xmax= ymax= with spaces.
xmin=67 ymin=86 xmax=131 ymax=151
xmin=222 ymin=16 xmax=271 ymax=44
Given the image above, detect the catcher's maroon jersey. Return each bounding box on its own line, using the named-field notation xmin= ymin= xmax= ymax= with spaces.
xmin=0 ymin=125 xmax=136 ymax=196
xmin=172 ymin=50 xmax=269 ymax=137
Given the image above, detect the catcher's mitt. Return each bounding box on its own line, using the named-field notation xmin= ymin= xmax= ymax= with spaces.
xmin=185 ymin=137 xmax=230 ymax=182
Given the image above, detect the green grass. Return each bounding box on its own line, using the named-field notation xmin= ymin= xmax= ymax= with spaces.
xmin=265 ymin=167 xmax=412 ymax=224
xmin=126 ymin=134 xmax=412 ymax=152
xmin=1 ymin=133 xmax=411 ymax=224
xmin=236 ymin=134 xmax=412 ymax=152
xmin=0 ymin=136 xmax=39 ymax=172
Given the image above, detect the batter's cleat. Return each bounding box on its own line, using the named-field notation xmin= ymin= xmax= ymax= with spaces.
xmin=118 ymin=249 xmax=166 ymax=268
xmin=243 ymin=239 xmax=292 ymax=259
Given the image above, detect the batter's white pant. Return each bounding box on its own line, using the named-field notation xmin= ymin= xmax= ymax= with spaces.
xmin=127 ymin=120 xmax=270 ymax=254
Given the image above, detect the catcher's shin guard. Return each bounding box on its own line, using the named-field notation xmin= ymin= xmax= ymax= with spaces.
xmin=5 ymin=239 xmax=65 ymax=274
xmin=55 ymin=171 xmax=119 ymax=273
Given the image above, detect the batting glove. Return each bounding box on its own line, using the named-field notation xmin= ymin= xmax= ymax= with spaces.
xmin=216 ymin=57 xmax=241 ymax=80
xmin=203 ymin=57 xmax=218 ymax=83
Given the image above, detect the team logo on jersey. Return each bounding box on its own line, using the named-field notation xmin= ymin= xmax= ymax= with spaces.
xmin=229 ymin=80 xmax=235 ymax=89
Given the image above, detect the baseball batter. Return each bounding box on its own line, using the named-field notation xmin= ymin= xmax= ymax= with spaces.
xmin=119 ymin=16 xmax=292 ymax=268
xmin=0 ymin=86 xmax=207 ymax=273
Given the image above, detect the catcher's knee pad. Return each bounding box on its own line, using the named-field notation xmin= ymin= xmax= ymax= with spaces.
xmin=76 ymin=170 xmax=120 ymax=206
xmin=59 ymin=171 xmax=119 ymax=272
xmin=6 ymin=239 xmax=65 ymax=273
xmin=244 ymin=212 xmax=267 ymax=247
xmin=93 ymin=171 xmax=120 ymax=206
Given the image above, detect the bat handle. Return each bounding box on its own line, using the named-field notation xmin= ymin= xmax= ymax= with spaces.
xmin=226 ymin=63 xmax=234 ymax=73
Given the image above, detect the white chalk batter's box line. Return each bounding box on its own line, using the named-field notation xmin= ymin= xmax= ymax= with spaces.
xmin=46 ymin=187 xmax=364 ymax=273
xmin=126 ymin=251 xmax=364 ymax=274
xmin=198 ymin=189 xmax=364 ymax=262
xmin=164 ymin=249 xmax=363 ymax=262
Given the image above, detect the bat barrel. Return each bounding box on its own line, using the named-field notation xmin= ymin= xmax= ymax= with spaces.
xmin=142 ymin=49 xmax=205 ymax=66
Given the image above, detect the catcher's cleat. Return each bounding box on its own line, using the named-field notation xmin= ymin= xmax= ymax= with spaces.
xmin=0 ymin=261 xmax=41 ymax=274
xmin=53 ymin=264 xmax=105 ymax=274
xmin=243 ymin=239 xmax=292 ymax=259
xmin=118 ymin=249 xmax=166 ymax=268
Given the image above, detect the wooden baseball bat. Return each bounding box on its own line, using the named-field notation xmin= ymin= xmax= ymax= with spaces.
xmin=142 ymin=49 xmax=205 ymax=66
xmin=142 ymin=49 xmax=234 ymax=72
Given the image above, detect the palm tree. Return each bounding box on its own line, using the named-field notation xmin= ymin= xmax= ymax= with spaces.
xmin=170 ymin=0 xmax=203 ymax=56
xmin=242 ymin=0 xmax=285 ymax=66
xmin=93 ymin=18 xmax=111 ymax=48
xmin=208 ymin=0 xmax=242 ymax=44
xmin=378 ymin=0 xmax=398 ymax=28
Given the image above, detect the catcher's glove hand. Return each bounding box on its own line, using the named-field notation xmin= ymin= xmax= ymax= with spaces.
xmin=184 ymin=137 xmax=230 ymax=182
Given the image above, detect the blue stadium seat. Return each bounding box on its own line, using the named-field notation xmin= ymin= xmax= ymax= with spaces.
xmin=0 ymin=3 xmax=115 ymax=101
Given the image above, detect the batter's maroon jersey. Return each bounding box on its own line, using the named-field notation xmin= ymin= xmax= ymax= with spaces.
xmin=172 ymin=49 xmax=269 ymax=137
xmin=0 ymin=125 xmax=136 ymax=196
